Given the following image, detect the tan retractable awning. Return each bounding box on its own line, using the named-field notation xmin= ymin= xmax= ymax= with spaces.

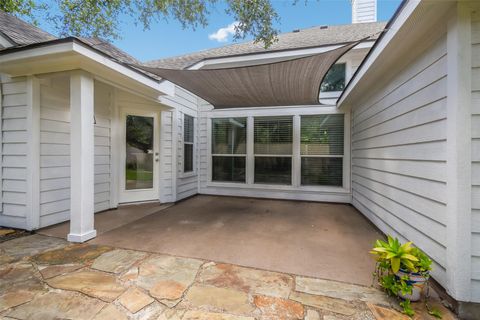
xmin=135 ymin=41 xmax=359 ymax=109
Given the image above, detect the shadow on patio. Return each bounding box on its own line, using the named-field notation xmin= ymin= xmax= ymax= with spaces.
xmin=39 ymin=195 xmax=383 ymax=286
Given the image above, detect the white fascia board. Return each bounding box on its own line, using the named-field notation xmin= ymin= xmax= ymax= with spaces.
xmin=0 ymin=40 xmax=173 ymax=97
xmin=188 ymin=41 xmax=375 ymax=70
xmin=71 ymin=42 xmax=166 ymax=93
xmin=337 ymin=0 xmax=421 ymax=108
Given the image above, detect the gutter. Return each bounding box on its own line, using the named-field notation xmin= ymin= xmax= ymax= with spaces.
xmin=336 ymin=0 xmax=409 ymax=105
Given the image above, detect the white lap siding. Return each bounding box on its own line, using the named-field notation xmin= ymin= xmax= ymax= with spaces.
xmin=161 ymin=86 xmax=199 ymax=201
xmin=93 ymin=82 xmax=112 ymax=212
xmin=39 ymin=78 xmax=112 ymax=227
xmin=0 ymin=75 xmax=28 ymax=228
xmin=39 ymin=77 xmax=71 ymax=227
xmin=351 ymin=34 xmax=448 ymax=286
xmin=159 ymin=110 xmax=174 ymax=202
xmin=471 ymin=11 xmax=480 ymax=301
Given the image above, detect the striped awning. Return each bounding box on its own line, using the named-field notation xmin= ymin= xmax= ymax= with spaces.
xmin=135 ymin=41 xmax=359 ymax=109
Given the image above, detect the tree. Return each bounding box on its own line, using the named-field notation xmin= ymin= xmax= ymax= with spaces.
xmin=0 ymin=0 xmax=280 ymax=48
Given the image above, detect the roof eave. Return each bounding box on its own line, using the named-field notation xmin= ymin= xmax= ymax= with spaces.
xmin=0 ymin=38 xmax=174 ymax=98
xmin=337 ymin=0 xmax=454 ymax=109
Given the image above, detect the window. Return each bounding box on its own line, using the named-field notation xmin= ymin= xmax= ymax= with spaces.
xmin=254 ymin=116 xmax=293 ymax=185
xmin=320 ymin=63 xmax=346 ymax=92
xmin=300 ymin=114 xmax=344 ymax=186
xmin=183 ymin=114 xmax=194 ymax=173
xmin=211 ymin=117 xmax=247 ymax=182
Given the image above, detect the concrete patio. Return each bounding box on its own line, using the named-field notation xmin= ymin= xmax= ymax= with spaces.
xmin=41 ymin=195 xmax=383 ymax=286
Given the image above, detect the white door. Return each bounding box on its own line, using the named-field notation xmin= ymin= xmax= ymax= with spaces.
xmin=119 ymin=109 xmax=160 ymax=203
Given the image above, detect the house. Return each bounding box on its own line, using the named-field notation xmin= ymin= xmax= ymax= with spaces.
xmin=0 ymin=0 xmax=478 ymax=317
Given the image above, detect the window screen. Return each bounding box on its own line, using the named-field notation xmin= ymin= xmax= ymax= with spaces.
xmin=254 ymin=116 xmax=293 ymax=185
xmin=320 ymin=63 xmax=346 ymax=92
xmin=184 ymin=114 xmax=194 ymax=173
xmin=211 ymin=118 xmax=247 ymax=182
xmin=300 ymin=114 xmax=344 ymax=186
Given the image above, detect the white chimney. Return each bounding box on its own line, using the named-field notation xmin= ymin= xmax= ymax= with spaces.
xmin=351 ymin=0 xmax=377 ymax=23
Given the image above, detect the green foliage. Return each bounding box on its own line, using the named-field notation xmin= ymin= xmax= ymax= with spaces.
xmin=370 ymin=235 xmax=419 ymax=273
xmin=0 ymin=0 xmax=45 ymax=25
xmin=371 ymin=235 xmax=439 ymax=318
xmin=428 ymin=307 xmax=443 ymax=319
xmin=1 ymin=0 xmax=282 ymax=48
xmin=400 ymin=299 xmax=415 ymax=317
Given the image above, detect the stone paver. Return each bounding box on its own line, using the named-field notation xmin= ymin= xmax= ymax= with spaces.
xmin=38 ymin=263 xmax=83 ymax=279
xmin=182 ymin=310 xmax=255 ymax=319
xmin=304 ymin=309 xmax=321 ymax=320
xmin=0 ymin=290 xmax=37 ymax=312
xmin=129 ymin=301 xmax=165 ymax=320
xmin=253 ymin=295 xmax=304 ymax=319
xmin=198 ymin=263 xmax=293 ymax=298
xmin=6 ymin=291 xmax=105 ymax=320
xmin=290 ymin=291 xmax=358 ymax=316
xmin=295 ymin=276 xmax=392 ymax=306
xmin=33 ymin=243 xmax=112 ymax=265
xmin=182 ymin=285 xmax=255 ymax=315
xmin=0 ymin=235 xmax=67 ymax=262
xmin=118 ymin=286 xmax=154 ymax=313
xmin=46 ymin=270 xmax=126 ymax=302
xmin=0 ymin=238 xmax=457 ymax=320
xmin=137 ymin=255 xmax=203 ymax=306
xmin=92 ymin=249 xmax=148 ymax=274
xmin=93 ymin=304 xmax=128 ymax=320
xmin=367 ymin=303 xmax=410 ymax=320
xmin=0 ymin=262 xmax=43 ymax=291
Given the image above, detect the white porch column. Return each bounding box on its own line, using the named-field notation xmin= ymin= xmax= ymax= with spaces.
xmin=445 ymin=2 xmax=472 ymax=302
xmin=68 ymin=71 xmax=96 ymax=242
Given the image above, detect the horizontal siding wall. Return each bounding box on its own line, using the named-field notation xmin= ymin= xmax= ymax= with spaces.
xmin=159 ymin=110 xmax=174 ymax=202
xmin=39 ymin=77 xmax=71 ymax=227
xmin=93 ymin=82 xmax=112 ymax=213
xmin=39 ymin=78 xmax=113 ymax=228
xmin=471 ymin=11 xmax=480 ymax=301
xmin=161 ymin=86 xmax=199 ymax=201
xmin=0 ymin=75 xmax=28 ymax=229
xmin=351 ymin=34 xmax=448 ymax=286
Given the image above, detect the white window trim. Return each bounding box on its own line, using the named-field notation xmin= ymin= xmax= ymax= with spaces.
xmin=206 ymin=107 xmax=351 ymax=194
xmin=181 ymin=112 xmax=196 ymax=177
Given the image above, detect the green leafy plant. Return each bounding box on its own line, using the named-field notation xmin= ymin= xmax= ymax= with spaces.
xmin=400 ymin=299 xmax=415 ymax=317
xmin=371 ymin=236 xmax=439 ymax=318
xmin=370 ymin=236 xmax=419 ymax=273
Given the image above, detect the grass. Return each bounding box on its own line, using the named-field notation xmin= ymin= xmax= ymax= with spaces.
xmin=126 ymin=169 xmax=153 ymax=181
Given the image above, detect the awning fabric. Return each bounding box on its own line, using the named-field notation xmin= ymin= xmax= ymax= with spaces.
xmin=135 ymin=41 xmax=359 ymax=109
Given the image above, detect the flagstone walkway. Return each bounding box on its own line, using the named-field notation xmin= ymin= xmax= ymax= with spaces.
xmin=0 ymin=235 xmax=455 ymax=320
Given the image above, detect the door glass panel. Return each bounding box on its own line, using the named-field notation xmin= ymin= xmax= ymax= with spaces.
xmin=125 ymin=115 xmax=154 ymax=190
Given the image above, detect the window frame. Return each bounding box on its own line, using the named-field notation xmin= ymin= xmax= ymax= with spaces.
xmin=300 ymin=114 xmax=345 ymax=187
xmin=211 ymin=117 xmax=247 ymax=183
xmin=182 ymin=113 xmax=195 ymax=176
xmin=206 ymin=107 xmax=350 ymax=193
xmin=253 ymin=115 xmax=293 ymax=185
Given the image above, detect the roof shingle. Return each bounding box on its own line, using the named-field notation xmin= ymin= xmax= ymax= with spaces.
xmin=0 ymin=11 xmax=56 ymax=46
xmin=146 ymin=21 xmax=386 ymax=69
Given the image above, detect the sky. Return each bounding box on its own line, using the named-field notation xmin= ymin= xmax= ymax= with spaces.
xmin=42 ymin=0 xmax=402 ymax=63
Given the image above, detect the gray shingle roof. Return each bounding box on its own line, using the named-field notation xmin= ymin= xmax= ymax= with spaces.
xmin=146 ymin=21 xmax=386 ymax=69
xmin=78 ymin=37 xmax=141 ymax=65
xmin=0 ymin=11 xmax=56 ymax=46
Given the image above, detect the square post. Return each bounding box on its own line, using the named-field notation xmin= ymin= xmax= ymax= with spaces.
xmin=68 ymin=71 xmax=96 ymax=242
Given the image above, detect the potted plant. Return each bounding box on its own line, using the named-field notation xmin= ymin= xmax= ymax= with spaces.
xmin=370 ymin=236 xmax=441 ymax=318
